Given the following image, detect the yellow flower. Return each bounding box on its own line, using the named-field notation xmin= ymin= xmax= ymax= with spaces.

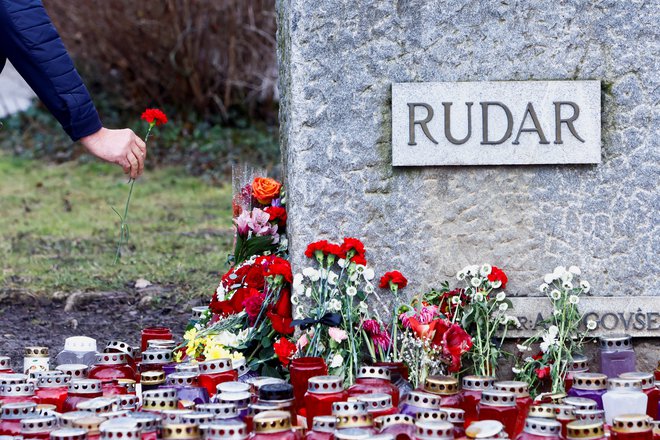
xmin=173 ymin=350 xmax=183 ymax=363
xmin=183 ymin=328 xmax=198 ymax=342
xmin=204 ymin=343 xmax=230 ymax=361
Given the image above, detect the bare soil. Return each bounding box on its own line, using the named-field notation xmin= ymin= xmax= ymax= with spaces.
xmin=0 ymin=286 xmax=201 ymax=370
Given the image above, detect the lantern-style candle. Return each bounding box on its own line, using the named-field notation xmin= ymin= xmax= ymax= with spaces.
xmin=495 ymin=380 xmax=532 ymax=438
xmin=459 ymin=375 xmax=495 ymax=427
xmin=565 ymin=354 xmax=590 ymax=392
xmin=288 ymin=358 xmax=327 ymax=414
xmin=304 ymin=416 xmax=336 ymax=440
xmin=398 ymin=391 xmax=443 ymax=417
xmin=197 ymin=359 xmax=238 ymax=397
xmin=567 ymin=373 xmax=608 ymax=409
xmin=476 ymin=390 xmax=518 ymax=438
xmin=515 ymin=418 xmax=562 ymax=440
xmin=304 ymin=376 xmax=347 ymax=428
xmin=565 ymin=420 xmax=606 ymax=440
xmin=610 ymin=414 xmax=653 ymax=440
xmin=250 ymin=410 xmax=297 ymax=440
xmin=424 ymin=376 xmax=463 ymax=408
xmin=599 ymin=335 xmax=636 ymax=378
xmin=347 ymin=366 xmax=399 ymax=406
xmin=0 ymin=402 xmax=38 ymax=435
xmin=619 ymin=372 xmax=660 ymax=420
xmin=375 ymin=414 xmax=416 ymax=439
xmin=602 ymin=378 xmax=647 ymax=425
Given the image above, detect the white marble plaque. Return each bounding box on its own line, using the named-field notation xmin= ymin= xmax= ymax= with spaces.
xmin=506 ymin=296 xmax=660 ymax=338
xmin=392 ymin=81 xmax=601 ymax=166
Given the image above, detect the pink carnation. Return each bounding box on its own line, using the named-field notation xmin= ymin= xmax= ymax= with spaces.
xmin=328 ymin=327 xmax=348 ymax=343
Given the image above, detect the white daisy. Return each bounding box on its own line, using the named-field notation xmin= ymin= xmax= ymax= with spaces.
xmin=569 ymin=295 xmax=579 ymax=305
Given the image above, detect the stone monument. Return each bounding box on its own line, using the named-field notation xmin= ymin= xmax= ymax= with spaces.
xmin=277 ymin=0 xmax=658 ymax=363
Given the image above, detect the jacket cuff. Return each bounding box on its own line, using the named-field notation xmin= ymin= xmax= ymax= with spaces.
xmin=68 ymin=111 xmax=102 ymax=141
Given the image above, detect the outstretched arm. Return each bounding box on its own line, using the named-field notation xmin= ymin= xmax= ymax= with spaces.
xmin=0 ymin=0 xmax=146 ymax=177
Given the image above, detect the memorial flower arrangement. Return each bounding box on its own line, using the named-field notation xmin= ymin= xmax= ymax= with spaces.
xmin=513 ymin=266 xmax=594 ymax=395
xmin=113 ymin=108 xmax=168 ymax=263
xmin=176 ymin=176 xmax=293 ymax=377
xmin=424 ymin=264 xmax=517 ymax=376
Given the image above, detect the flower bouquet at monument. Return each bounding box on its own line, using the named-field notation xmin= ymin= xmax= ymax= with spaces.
xmin=513 ymin=266 xmax=594 ymax=395
xmin=288 ymin=238 xmax=374 ymax=384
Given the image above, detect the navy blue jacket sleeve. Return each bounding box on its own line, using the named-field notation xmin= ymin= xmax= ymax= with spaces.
xmin=0 ymin=0 xmax=102 ymax=141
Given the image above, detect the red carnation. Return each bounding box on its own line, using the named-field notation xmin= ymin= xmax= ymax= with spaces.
xmin=340 ymin=237 xmax=366 ymax=261
xmin=264 ymin=206 xmax=287 ymax=228
xmin=141 ymin=108 xmax=168 ymax=126
xmin=209 ymin=292 xmax=234 ymax=316
xmin=324 ymin=243 xmax=344 ymax=258
xmin=273 ymin=288 xmax=292 ymax=318
xmin=379 ymin=271 xmax=408 ymax=290
xmin=265 ymin=257 xmax=293 ymax=284
xmin=243 ymin=292 xmax=265 ymax=322
xmin=305 ymin=240 xmax=330 ymax=259
xmin=273 ymin=337 xmax=297 ymax=367
xmin=535 ymin=366 xmax=551 ymax=379
xmin=268 ymin=311 xmax=294 ymax=335
xmin=488 ymin=266 xmax=508 ymax=289
xmin=352 ymin=255 xmax=367 ymax=265
xmin=243 ymin=265 xmax=266 ymax=290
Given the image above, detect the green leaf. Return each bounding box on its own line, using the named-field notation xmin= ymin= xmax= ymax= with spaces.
xmin=261 ymin=337 xmax=272 ymax=348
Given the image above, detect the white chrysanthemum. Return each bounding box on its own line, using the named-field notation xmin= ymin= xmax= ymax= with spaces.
xmin=293 ymin=273 xmax=304 ymax=291
xmin=471 ymin=277 xmax=482 ymax=287
xmin=569 ymin=295 xmax=579 ymax=305
xmin=496 ymin=292 xmax=506 ymax=302
xmin=303 ymin=267 xmax=317 ymax=277
xmin=539 ymin=283 xmax=549 ymax=293
xmin=550 ymin=290 xmax=562 ymax=300
xmin=474 ymin=292 xmax=485 ymax=302
xmin=553 ymin=309 xmax=562 ymax=317
xmin=499 ymin=303 xmax=509 ymax=312
xmin=346 ymin=286 xmax=357 ymax=297
xmin=569 ymin=266 xmax=581 ymax=275
xmin=216 ymin=284 xmax=227 ymax=299
xmin=553 ymin=266 xmax=566 ymax=278
xmin=548 ymin=325 xmax=559 ymax=336
xmin=329 ymin=353 xmax=344 ymax=368
xmin=337 ymin=258 xmax=347 ymax=269
xmin=524 ymin=356 xmax=534 ymax=363
xmin=365 ymin=283 xmax=375 ymax=294
xmin=561 ymin=271 xmax=573 ymax=283
xmin=457 ymin=271 xmax=466 ymax=281
xmin=327 ymin=271 xmax=339 ymax=286
xmin=580 ymin=280 xmax=591 ymax=293
xmin=328 ymin=299 xmax=342 ymax=312
xmin=563 ymin=281 xmax=573 ymax=290
xmin=354 ymin=264 xmax=365 ymax=274
xmin=480 ymin=264 xmax=493 ymax=277
xmin=543 ymin=273 xmax=555 ymax=284
xmin=363 ymin=268 xmax=375 ymax=281
xmin=295 ymin=305 xmax=304 ymax=319
xmin=349 ymin=273 xmax=358 ymax=282
xmin=586 ymin=320 xmax=597 ymax=330
xmin=451 ymin=296 xmax=461 ymax=305
xmin=516 ymin=344 xmax=529 ymax=352
xmin=305 ymin=287 xmax=312 ymax=298
xmin=540 ymin=331 xmax=558 ymax=353
xmin=358 ymin=301 xmax=368 ymax=314
xmin=291 ymin=295 xmax=300 ymax=305
xmin=491 ymin=280 xmax=502 ymax=289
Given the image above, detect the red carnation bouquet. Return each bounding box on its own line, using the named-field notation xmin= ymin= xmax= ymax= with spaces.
xmin=113 ymin=108 xmax=168 ymax=263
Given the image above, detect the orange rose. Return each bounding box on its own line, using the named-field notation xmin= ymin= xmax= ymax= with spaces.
xmin=252 ymin=177 xmax=282 ymax=205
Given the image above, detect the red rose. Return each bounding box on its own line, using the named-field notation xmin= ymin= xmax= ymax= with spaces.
xmin=265 ymin=257 xmax=293 ymax=283
xmin=273 ymin=337 xmax=297 ymax=367
xmin=488 ymin=266 xmax=508 ymax=289
xmin=535 ymin=366 xmax=551 ymax=379
xmin=265 ymin=206 xmax=287 ymax=228
xmin=442 ymin=324 xmax=473 ymax=373
xmin=340 ymin=237 xmax=366 ymax=261
xmin=273 ymin=288 xmax=292 ymax=318
xmin=268 ymin=311 xmax=294 ymax=335
xmin=305 ymin=240 xmax=330 ymax=258
xmin=379 ymin=271 xmax=408 ymax=290
xmin=141 ymin=108 xmax=168 ymax=126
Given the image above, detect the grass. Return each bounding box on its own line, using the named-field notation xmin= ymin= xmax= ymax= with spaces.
xmin=0 ymin=154 xmax=234 ymax=298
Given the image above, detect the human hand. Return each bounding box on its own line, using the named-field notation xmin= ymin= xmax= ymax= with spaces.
xmin=80 ymin=127 xmax=147 ymax=179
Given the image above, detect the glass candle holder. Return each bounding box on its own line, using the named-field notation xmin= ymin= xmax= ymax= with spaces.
xmin=50 ymin=428 xmax=88 ymax=440
xmin=0 ymin=402 xmax=38 ymax=435
xmin=476 ymin=390 xmax=518 ymax=438
xmin=288 ymin=357 xmax=328 ymax=414
xmin=250 ymin=410 xmax=297 ymax=440
xmin=139 ymin=350 xmax=175 ymax=374
xmin=424 ymin=375 xmax=463 ymax=408
xmin=398 ymin=391 xmax=443 ymax=417
xmin=599 ymin=335 xmax=636 ymax=378
xmin=619 ymin=372 xmax=660 ymax=420
xmin=257 ymin=383 xmax=297 ymax=426
xmin=166 ymin=372 xmax=209 ymax=405
xmin=551 ymin=404 xmax=576 ymax=439
xmin=23 ymin=347 xmax=49 ymax=375
xmin=347 ymin=365 xmax=399 ymax=407
xmin=202 ymin=420 xmax=248 ymax=440
xmin=304 ymin=415 xmax=336 ymax=440
xmin=459 ymin=375 xmax=496 ymax=428
xmin=35 ymin=374 xmax=70 ymax=411
xmin=88 ymin=353 xmax=136 ymax=394
xmin=565 ymin=354 xmax=590 ymax=392
xmin=377 ymin=414 xmax=416 ymax=439
xmin=304 ymin=375 xmax=347 ymax=428
xmin=566 ymin=420 xmax=606 ymax=440
xmin=516 ymin=417 xmax=562 ymax=440
xmin=567 ymin=373 xmax=608 ymax=409
xmin=373 ymin=362 xmax=413 ymax=402
xmin=602 ymin=378 xmax=647 ymax=425
xmin=63 ymin=379 xmax=103 ymax=412
xmin=56 ymin=364 xmax=89 ymax=380
xmin=56 ymin=337 xmax=98 ymax=367
xmin=356 ymin=393 xmax=397 ymax=419
xmin=197 ymin=359 xmax=238 ymax=397
xmin=0 ymin=382 xmax=39 ymax=405
xmin=104 ymin=340 xmax=138 ymax=374
xmin=611 ymin=414 xmax=653 ymax=440
xmin=140 ymin=327 xmax=173 ymax=352
xmin=494 ymin=380 xmax=532 ymax=438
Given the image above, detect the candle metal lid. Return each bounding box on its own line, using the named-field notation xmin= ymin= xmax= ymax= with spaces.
xmin=248 ymin=402 xmax=285 ymax=417
xmin=415 ymin=410 xmax=448 ymax=423
xmin=0 ymin=357 xmax=10 ymax=370
xmin=72 ymin=416 xmax=106 ymax=435
xmin=415 ymin=420 xmax=455 ymax=439
xmin=564 ymin=397 xmax=597 ymax=411
xmin=37 ymin=374 xmax=71 ymax=388
xmin=332 ymin=401 xmax=368 ymax=416
xmin=566 ymin=420 xmax=605 ymax=439
xmin=167 ymin=372 xmax=197 ymax=387
xmin=403 ymin=391 xmax=442 ymax=409
xmin=147 ymin=340 xmax=177 ymax=350
xmin=480 ymin=390 xmax=516 ymax=407
xmin=619 ymin=372 xmax=655 ymax=389
xmin=607 ymin=377 xmax=642 ymax=391
xmin=375 ymin=414 xmax=414 ymax=430
xmin=123 ymin=412 xmax=161 ymax=433
xmin=21 ymin=415 xmax=58 ymax=433
xmin=0 ymin=382 xmax=35 ymax=396
xmin=50 ymin=428 xmax=88 ymax=440
xmin=462 ymin=375 xmax=495 ymax=391
xmin=116 ymin=395 xmax=139 ymax=410
xmin=175 ymin=364 xmax=199 ymax=374
xmin=24 ymin=347 xmax=49 ymax=358
xmin=440 ymin=407 xmax=464 ymax=424
xmin=216 ymin=381 xmax=250 ymax=394
xmin=0 ymin=373 xmax=28 ymax=384
xmin=307 ymin=375 xmax=344 ymax=394
xmin=231 ymin=358 xmax=250 ymax=377
xmin=76 ymin=397 xmax=115 ymax=414
xmin=61 ymin=411 xmax=96 ymax=427
xmin=465 ymin=420 xmax=505 ymax=438
xmin=198 ymin=358 xmax=232 ymax=374
xmin=140 ymin=350 xmax=173 ymax=364
xmin=1 ymin=402 xmax=37 ymax=420
xmin=575 ymin=409 xmax=604 ymax=422
xmin=216 ymin=391 xmax=250 ymax=408
xmin=68 ymin=379 xmax=102 ymax=394
xmin=551 ymin=404 xmax=576 ymax=421
xmin=161 ymin=409 xmax=193 ymax=423
xmin=104 ymin=341 xmax=135 ymax=358
xmin=599 ymin=334 xmax=632 ymax=350
xmin=312 ymin=415 xmax=337 ymax=433
xmin=336 ymin=413 xmax=373 ymax=429
xmin=523 ymin=418 xmax=562 ymax=436
xmin=569 ymin=354 xmax=589 ymax=372
xmin=98 ymin=418 xmax=141 ymax=440
xmin=424 ymin=375 xmax=459 ymax=396
xmin=180 ymin=412 xmax=216 ymax=425
xmin=572 ymin=373 xmax=607 ymax=391
xmin=258 ymin=382 xmax=294 ymax=401
xmin=528 ymin=404 xmax=557 ymax=419
xmin=161 ymin=424 xmax=200 ymax=440
xmin=494 ymin=380 xmax=529 ymax=398
xmin=203 ymin=420 xmax=247 ymax=440
xmin=357 ymin=365 xmax=391 ymax=381
xmin=356 ymin=393 xmax=392 ymax=412
xmin=252 ymin=410 xmax=292 ymax=433
xmin=56 ymin=364 xmax=89 ymax=378
xmin=612 ymin=414 xmax=652 ymax=433
xmin=140 ymin=371 xmax=165 ymax=385
xmin=332 ymin=428 xmax=374 ymax=440
xmin=195 ymin=403 xmax=238 ymax=419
